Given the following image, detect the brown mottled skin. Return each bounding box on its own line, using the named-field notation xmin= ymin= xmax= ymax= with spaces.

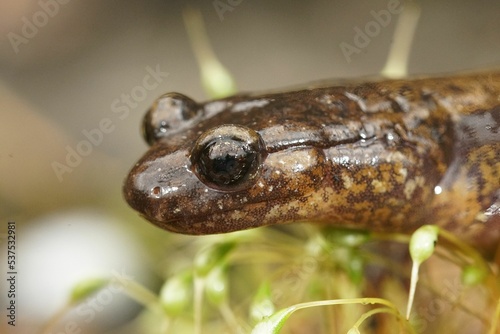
xmin=124 ymin=72 xmax=500 ymax=255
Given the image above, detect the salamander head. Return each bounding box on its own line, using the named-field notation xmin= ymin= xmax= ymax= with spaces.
xmin=123 ymin=92 xmax=329 ymax=234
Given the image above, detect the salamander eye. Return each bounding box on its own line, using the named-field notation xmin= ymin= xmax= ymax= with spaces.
xmin=142 ymin=92 xmax=200 ymax=145
xmin=190 ymin=125 xmax=266 ymax=192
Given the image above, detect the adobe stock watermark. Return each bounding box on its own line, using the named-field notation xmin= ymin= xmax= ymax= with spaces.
xmin=271 ymin=255 xmax=318 ymax=304
xmin=213 ymin=0 xmax=244 ymax=21
xmin=339 ymin=0 xmax=404 ymax=63
xmin=46 ymin=268 xmax=135 ymax=334
xmin=51 ymin=64 xmax=169 ymax=182
xmin=410 ymin=277 xmax=464 ymax=333
xmin=7 ymin=0 xmax=72 ymax=54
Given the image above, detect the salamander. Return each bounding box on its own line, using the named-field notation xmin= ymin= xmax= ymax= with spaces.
xmin=123 ymin=72 xmax=500 ymax=254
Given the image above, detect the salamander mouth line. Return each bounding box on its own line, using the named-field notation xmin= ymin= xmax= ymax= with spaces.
xmin=160 ymin=192 xmax=314 ymax=223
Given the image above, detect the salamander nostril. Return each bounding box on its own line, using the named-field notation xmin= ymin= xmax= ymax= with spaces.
xmin=151 ymin=186 xmax=162 ymax=198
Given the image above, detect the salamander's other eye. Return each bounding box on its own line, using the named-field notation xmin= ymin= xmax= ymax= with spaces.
xmin=190 ymin=125 xmax=266 ymax=192
xmin=142 ymin=92 xmax=200 ymax=145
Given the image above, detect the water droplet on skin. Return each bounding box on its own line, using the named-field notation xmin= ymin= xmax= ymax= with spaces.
xmin=434 ymin=185 xmax=442 ymax=195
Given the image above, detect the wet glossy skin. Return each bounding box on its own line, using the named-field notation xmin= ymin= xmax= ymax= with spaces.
xmin=124 ymin=72 xmax=500 ymax=254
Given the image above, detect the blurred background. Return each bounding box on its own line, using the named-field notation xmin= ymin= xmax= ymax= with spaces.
xmin=1 ymin=0 xmax=499 ymax=333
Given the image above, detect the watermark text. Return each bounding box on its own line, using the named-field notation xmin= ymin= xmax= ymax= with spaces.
xmin=51 ymin=65 xmax=168 ymax=182
xmin=8 ymin=0 xmax=73 ymax=54
xmin=340 ymin=0 xmax=403 ymax=63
